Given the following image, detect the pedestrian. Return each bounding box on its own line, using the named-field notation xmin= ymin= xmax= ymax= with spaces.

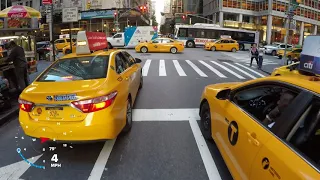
xmin=5 ymin=41 xmax=29 ymax=94
xmin=258 ymin=47 xmax=264 ymax=69
xmin=249 ymin=43 xmax=259 ymax=67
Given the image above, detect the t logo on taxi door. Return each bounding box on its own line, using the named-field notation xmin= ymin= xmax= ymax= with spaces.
xmin=228 ymin=121 xmax=239 ymax=146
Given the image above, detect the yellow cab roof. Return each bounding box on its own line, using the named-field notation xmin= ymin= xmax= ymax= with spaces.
xmin=266 ymin=75 xmax=320 ymax=94
xmin=60 ymin=49 xmax=121 ymax=59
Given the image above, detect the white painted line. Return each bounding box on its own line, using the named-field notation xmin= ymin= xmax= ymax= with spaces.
xmin=173 ymin=60 xmax=187 ymax=76
xmin=88 ymin=139 xmax=116 ymax=180
xmin=189 ymin=119 xmax=222 ymax=180
xmin=159 ymin=60 xmax=167 ymax=76
xmin=235 ymin=63 xmax=265 ymax=77
xmin=142 ymin=59 xmax=151 ymax=76
xmin=186 ymin=60 xmax=208 ymax=77
xmin=0 ymin=154 xmax=42 ymax=180
xmin=199 ymin=60 xmax=227 ymax=78
xmin=132 ymin=108 xmax=199 ymax=121
xmin=210 ymin=61 xmax=245 ymax=79
xmin=223 ymin=62 xmax=257 ymax=79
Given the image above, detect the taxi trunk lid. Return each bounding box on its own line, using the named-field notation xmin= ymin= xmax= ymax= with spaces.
xmin=21 ymin=80 xmax=106 ymax=122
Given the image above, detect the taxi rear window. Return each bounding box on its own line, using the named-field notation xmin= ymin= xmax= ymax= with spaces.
xmin=37 ymin=55 xmax=109 ymax=82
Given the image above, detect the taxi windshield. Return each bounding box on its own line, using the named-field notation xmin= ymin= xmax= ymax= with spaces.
xmin=37 ymin=55 xmax=109 ymax=82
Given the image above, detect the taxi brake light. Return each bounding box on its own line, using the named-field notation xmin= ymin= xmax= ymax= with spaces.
xmin=71 ymin=92 xmax=118 ymax=113
xmin=18 ymin=99 xmax=34 ymax=112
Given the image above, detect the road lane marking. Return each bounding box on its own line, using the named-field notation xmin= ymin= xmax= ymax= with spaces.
xmin=189 ymin=119 xmax=222 ymax=180
xmin=133 ymin=108 xmax=199 ymax=121
xmin=223 ymin=62 xmax=257 ymax=79
xmin=159 ymin=60 xmax=167 ymax=76
xmin=173 ymin=60 xmax=187 ymax=76
xmin=142 ymin=59 xmax=151 ymax=76
xmin=235 ymin=63 xmax=265 ymax=77
xmin=186 ymin=60 xmax=208 ymax=77
xmin=199 ymin=60 xmax=227 ymax=78
xmin=210 ymin=61 xmax=245 ymax=79
xmin=0 ymin=154 xmax=42 ymax=180
xmin=88 ymin=139 xmax=116 ymax=180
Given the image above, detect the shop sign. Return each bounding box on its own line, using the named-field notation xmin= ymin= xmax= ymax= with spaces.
xmin=42 ymin=0 xmax=52 ymax=5
xmin=25 ymin=51 xmax=35 ymax=58
xmin=62 ymin=7 xmax=78 ymax=23
xmin=80 ymin=10 xmax=115 ymax=20
xmin=7 ymin=18 xmax=31 ymax=28
xmin=0 ymin=18 xmax=3 ymax=29
xmin=85 ymin=32 xmax=107 ymax=51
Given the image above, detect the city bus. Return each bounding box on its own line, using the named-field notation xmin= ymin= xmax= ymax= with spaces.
xmin=174 ymin=23 xmax=259 ymax=50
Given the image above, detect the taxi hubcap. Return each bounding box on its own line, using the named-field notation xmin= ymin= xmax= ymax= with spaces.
xmin=203 ymin=112 xmax=210 ymax=130
xmin=172 ymin=48 xmax=176 ymax=53
xmin=127 ymin=102 xmax=132 ymax=125
xmin=142 ymin=47 xmax=147 ymax=53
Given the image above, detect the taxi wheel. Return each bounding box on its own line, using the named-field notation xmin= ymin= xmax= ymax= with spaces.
xmin=211 ymin=46 xmax=216 ymax=51
xmin=170 ymin=47 xmax=177 ymax=54
xmin=122 ymin=99 xmax=133 ymax=133
xmin=65 ymin=49 xmax=71 ymax=54
xmin=231 ymin=48 xmax=237 ymax=52
xmin=140 ymin=47 xmax=148 ymax=53
xmin=200 ymin=102 xmax=212 ymax=140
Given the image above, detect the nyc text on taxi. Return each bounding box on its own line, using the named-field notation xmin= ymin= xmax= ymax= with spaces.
xmin=199 ymin=75 xmax=320 ymax=179
xmin=18 ymin=31 xmax=143 ymax=141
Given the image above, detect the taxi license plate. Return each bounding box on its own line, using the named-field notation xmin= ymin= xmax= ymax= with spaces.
xmin=46 ymin=107 xmax=63 ymax=119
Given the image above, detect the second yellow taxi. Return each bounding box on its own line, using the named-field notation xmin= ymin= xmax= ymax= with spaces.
xmin=204 ymin=37 xmax=239 ymax=52
xmin=18 ymin=31 xmax=143 ymax=141
xmin=135 ymin=38 xmax=184 ymax=54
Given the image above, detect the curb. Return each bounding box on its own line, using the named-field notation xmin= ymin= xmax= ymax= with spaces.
xmin=0 ymin=106 xmax=19 ymax=126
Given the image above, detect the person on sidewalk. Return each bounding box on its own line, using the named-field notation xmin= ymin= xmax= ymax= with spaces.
xmin=5 ymin=41 xmax=29 ymax=93
xmin=258 ymin=47 xmax=264 ymax=69
xmin=249 ymin=43 xmax=259 ymax=67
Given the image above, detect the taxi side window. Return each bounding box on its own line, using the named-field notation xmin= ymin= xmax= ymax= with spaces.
xmin=152 ymin=39 xmax=160 ymax=43
xmin=232 ymin=85 xmax=298 ymax=124
xmin=287 ymin=99 xmax=320 ymax=168
xmin=114 ymin=34 xmax=122 ymax=38
xmin=115 ymin=53 xmax=128 ymax=74
xmin=121 ymin=52 xmax=135 ymax=66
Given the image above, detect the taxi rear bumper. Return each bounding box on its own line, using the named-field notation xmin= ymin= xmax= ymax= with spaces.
xmin=19 ymin=107 xmax=125 ymax=141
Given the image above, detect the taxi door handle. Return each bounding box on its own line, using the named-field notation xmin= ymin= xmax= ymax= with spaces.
xmin=247 ymin=132 xmax=260 ymax=146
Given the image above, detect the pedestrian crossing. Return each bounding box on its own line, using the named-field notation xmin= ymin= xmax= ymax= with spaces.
xmin=140 ymin=59 xmax=267 ymax=80
xmin=221 ymin=52 xmax=279 ymax=65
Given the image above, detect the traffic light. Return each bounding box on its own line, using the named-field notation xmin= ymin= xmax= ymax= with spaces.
xmin=86 ymin=1 xmax=91 ymax=9
xmin=182 ymin=15 xmax=186 ymax=20
xmin=295 ymin=0 xmax=301 ymax=3
xmin=114 ymin=11 xmax=117 ymax=17
xmin=292 ymin=0 xmax=301 ymax=6
xmin=139 ymin=5 xmax=147 ymax=13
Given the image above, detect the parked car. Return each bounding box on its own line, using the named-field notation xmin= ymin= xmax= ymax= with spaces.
xmin=264 ymin=43 xmax=293 ymax=56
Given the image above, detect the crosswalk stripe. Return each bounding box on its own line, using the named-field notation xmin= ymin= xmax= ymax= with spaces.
xmin=142 ymin=59 xmax=151 ymax=76
xmin=173 ymin=60 xmax=187 ymax=76
xmin=223 ymin=62 xmax=257 ymax=79
xmin=186 ymin=60 xmax=208 ymax=77
xmin=159 ymin=60 xmax=167 ymax=76
xmin=210 ymin=61 xmax=245 ymax=79
xmin=235 ymin=63 xmax=265 ymax=77
xmin=199 ymin=60 xmax=227 ymax=78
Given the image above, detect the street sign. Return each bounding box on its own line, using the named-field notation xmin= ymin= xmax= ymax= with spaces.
xmin=42 ymin=0 xmax=52 ymax=5
xmin=62 ymin=7 xmax=78 ymax=23
xmin=46 ymin=14 xmax=51 ymax=23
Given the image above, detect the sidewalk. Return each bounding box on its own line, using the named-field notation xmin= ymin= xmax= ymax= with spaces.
xmin=0 ymin=60 xmax=52 ymax=126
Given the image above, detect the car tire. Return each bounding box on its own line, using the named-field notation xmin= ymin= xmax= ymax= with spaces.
xmin=186 ymin=41 xmax=195 ymax=48
xmin=239 ymin=44 xmax=244 ymax=51
xmin=231 ymin=48 xmax=237 ymax=52
xmin=140 ymin=46 xmax=148 ymax=53
xmin=139 ymin=72 xmax=143 ymax=89
xmin=170 ymin=47 xmax=177 ymax=54
xmin=272 ymin=50 xmax=277 ymax=56
xmin=278 ymin=55 xmax=282 ymax=59
xmin=122 ymin=98 xmax=133 ymax=133
xmin=211 ymin=46 xmax=216 ymax=51
xmin=65 ymin=49 xmax=71 ymax=54
xmin=200 ymin=102 xmax=212 ymax=140
xmin=108 ymin=42 xmax=113 ymax=49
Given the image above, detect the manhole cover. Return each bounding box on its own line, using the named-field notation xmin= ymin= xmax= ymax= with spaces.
xmin=217 ymin=59 xmax=234 ymax=63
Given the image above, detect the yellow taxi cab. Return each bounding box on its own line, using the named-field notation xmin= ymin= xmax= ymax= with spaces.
xmin=62 ymin=42 xmax=76 ymax=55
xmin=55 ymin=38 xmax=73 ymax=51
xmin=204 ymin=36 xmax=239 ymax=52
xmin=200 ymin=35 xmax=320 ymax=179
xmin=277 ymin=48 xmax=302 ymax=60
xmin=18 ymin=31 xmax=143 ymax=141
xmin=135 ymin=38 xmax=184 ymax=54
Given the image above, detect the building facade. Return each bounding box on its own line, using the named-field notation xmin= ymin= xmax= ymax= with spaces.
xmin=203 ymin=0 xmax=320 ymax=45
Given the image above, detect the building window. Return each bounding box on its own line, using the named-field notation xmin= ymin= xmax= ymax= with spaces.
xmin=30 ymin=1 xmax=32 ymax=7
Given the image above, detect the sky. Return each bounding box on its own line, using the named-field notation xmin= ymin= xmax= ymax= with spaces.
xmin=155 ymin=0 xmax=164 ymax=30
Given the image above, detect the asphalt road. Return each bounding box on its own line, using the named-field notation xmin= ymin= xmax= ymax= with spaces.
xmin=0 ymin=48 xmax=280 ymax=180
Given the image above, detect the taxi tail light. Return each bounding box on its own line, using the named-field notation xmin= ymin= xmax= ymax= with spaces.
xmin=18 ymin=99 xmax=34 ymax=112
xmin=71 ymin=91 xmax=118 ymax=113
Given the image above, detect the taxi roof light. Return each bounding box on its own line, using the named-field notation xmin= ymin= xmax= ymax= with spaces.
xmin=71 ymin=92 xmax=118 ymax=113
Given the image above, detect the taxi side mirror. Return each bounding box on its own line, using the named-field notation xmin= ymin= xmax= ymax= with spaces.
xmin=135 ymin=58 xmax=142 ymax=63
xmin=216 ymin=89 xmax=231 ymax=100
